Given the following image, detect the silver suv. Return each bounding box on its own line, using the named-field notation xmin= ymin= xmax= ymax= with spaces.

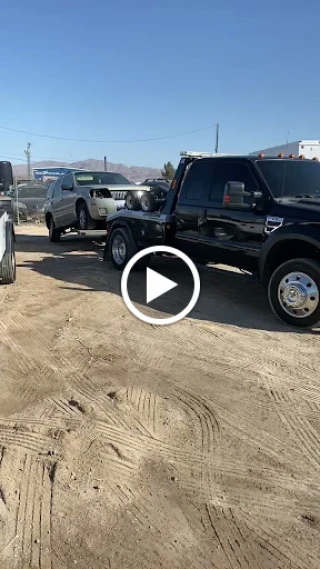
xmin=44 ymin=170 xmax=136 ymax=241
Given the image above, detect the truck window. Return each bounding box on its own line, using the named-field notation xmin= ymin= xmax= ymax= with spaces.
xmin=63 ymin=173 xmax=74 ymax=189
xmin=257 ymin=159 xmax=320 ymax=198
xmin=209 ymin=161 xmax=259 ymax=203
xmin=180 ymin=158 xmax=214 ymax=202
xmin=52 ymin=178 xmax=62 ymax=199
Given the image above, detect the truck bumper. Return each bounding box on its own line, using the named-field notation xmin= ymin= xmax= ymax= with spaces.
xmin=87 ymin=198 xmax=117 ymax=220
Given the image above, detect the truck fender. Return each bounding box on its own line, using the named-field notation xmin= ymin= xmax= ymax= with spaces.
xmin=259 ymin=224 xmax=320 ymax=285
xmin=108 ymin=219 xmax=135 ymax=239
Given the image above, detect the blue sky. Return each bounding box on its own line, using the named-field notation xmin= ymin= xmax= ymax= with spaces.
xmin=0 ymin=0 xmax=319 ymax=168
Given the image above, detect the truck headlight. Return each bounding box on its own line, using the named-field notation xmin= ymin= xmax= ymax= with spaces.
xmin=98 ymin=208 xmax=107 ymax=215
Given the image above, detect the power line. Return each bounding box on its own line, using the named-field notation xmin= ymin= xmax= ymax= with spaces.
xmin=0 ymin=154 xmax=26 ymax=162
xmin=0 ymin=123 xmax=216 ymax=144
xmin=0 ymin=152 xmax=72 ymax=163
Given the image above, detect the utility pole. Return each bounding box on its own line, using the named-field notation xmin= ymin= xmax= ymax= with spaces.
xmin=24 ymin=142 xmax=32 ymax=180
xmin=104 ymin=156 xmax=107 ymax=171
xmin=215 ymin=123 xmax=220 ymax=154
xmin=14 ymin=176 xmax=20 ymax=226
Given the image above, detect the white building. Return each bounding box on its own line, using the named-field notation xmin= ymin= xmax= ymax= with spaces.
xmin=250 ymin=140 xmax=320 ymax=160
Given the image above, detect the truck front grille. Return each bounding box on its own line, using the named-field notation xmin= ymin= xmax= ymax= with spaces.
xmin=110 ymin=190 xmax=128 ymax=200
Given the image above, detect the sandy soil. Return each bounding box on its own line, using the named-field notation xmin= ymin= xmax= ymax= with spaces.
xmin=0 ymin=224 xmax=320 ymax=569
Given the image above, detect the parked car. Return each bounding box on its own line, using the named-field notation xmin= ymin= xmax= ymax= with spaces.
xmin=6 ymin=184 xmax=47 ymax=220
xmin=44 ymin=170 xmax=118 ymax=241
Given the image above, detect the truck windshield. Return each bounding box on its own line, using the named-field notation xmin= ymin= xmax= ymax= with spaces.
xmin=257 ymin=159 xmax=320 ymax=198
xmin=74 ymin=172 xmax=132 ymax=186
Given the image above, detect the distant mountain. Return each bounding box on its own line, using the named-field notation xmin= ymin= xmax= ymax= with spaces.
xmin=12 ymin=159 xmax=162 ymax=183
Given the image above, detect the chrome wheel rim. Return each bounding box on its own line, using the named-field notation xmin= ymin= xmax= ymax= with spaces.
xmin=278 ymin=271 xmax=319 ymax=318
xmin=140 ymin=196 xmax=149 ymax=211
xmin=126 ymin=195 xmax=133 ymax=210
xmin=112 ymin=235 xmax=127 ymax=265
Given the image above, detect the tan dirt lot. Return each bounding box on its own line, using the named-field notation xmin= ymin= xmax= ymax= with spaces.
xmin=0 ymin=224 xmax=320 ymax=569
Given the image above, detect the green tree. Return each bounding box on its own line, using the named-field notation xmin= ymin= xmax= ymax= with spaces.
xmin=161 ymin=161 xmax=175 ymax=180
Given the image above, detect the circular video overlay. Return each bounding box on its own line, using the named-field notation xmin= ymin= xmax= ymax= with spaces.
xmin=121 ymin=245 xmax=201 ymax=325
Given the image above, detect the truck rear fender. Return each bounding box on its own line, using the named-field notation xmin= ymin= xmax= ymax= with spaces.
xmin=107 ymin=219 xmax=138 ymax=246
xmin=259 ymin=227 xmax=320 ymax=286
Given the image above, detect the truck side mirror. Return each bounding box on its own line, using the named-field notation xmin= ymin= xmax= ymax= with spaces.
xmin=222 ymin=181 xmax=262 ymax=210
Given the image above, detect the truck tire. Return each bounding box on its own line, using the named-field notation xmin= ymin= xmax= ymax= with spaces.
xmin=108 ymin=227 xmax=150 ymax=271
xmin=140 ymin=192 xmax=156 ymax=212
xmin=268 ymin=258 xmax=320 ymax=328
xmin=125 ymin=193 xmax=140 ymax=211
xmin=0 ymin=222 xmax=16 ymax=284
xmin=49 ymin=217 xmax=61 ymax=242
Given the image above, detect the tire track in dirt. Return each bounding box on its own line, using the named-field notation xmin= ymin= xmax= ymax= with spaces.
xmin=168 ymin=387 xmax=221 ymax=500
xmin=0 ymin=426 xmax=59 ymax=457
xmin=109 ymin=482 xmax=218 ymax=569
xmin=94 ymin=421 xmax=203 ymax=465
xmin=66 ymin=382 xmax=154 ymax=436
xmin=126 ymin=388 xmax=158 ymax=434
xmin=266 ymin=388 xmax=320 ymax=471
xmin=206 ymin=390 xmax=306 ymax=468
xmin=241 ymin=509 xmax=319 ymax=569
xmin=201 ymin=504 xmax=265 ymax=569
xmin=1 ymin=452 xmax=54 ymax=569
xmin=188 ymin=322 xmax=320 ymax=400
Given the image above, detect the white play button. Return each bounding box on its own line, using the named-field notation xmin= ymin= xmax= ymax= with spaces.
xmin=121 ymin=245 xmax=201 ymax=326
xmin=146 ymin=268 xmax=178 ymax=304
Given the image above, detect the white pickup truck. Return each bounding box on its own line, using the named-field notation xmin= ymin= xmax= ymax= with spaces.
xmin=0 ymin=201 xmax=16 ymax=285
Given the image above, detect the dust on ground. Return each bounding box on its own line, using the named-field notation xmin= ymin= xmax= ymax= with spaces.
xmin=0 ymin=224 xmax=320 ymax=569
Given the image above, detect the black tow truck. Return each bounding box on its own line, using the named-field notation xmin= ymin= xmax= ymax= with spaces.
xmin=105 ymin=151 xmax=320 ymax=328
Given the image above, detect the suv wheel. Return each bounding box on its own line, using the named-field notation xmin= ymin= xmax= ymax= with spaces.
xmin=125 ymin=193 xmax=140 ymax=211
xmin=140 ymin=192 xmax=156 ymax=212
xmin=77 ymin=203 xmax=90 ymax=231
xmin=268 ymin=258 xmax=320 ymax=328
xmin=108 ymin=228 xmax=150 ymax=271
xmin=49 ymin=217 xmax=61 ymax=242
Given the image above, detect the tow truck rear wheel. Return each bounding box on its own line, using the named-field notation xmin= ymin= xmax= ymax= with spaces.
xmin=109 ymin=228 xmax=150 ymax=271
xmin=268 ymin=258 xmax=320 ymax=328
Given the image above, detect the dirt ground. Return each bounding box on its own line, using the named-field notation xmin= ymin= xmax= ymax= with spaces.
xmin=1 ymin=224 xmax=320 ymax=569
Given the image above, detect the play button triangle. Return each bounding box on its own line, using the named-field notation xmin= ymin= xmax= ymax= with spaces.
xmin=146 ymin=268 xmax=178 ymax=304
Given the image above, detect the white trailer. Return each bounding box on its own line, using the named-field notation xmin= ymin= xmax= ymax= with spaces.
xmin=250 ymin=140 xmax=320 ymax=160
